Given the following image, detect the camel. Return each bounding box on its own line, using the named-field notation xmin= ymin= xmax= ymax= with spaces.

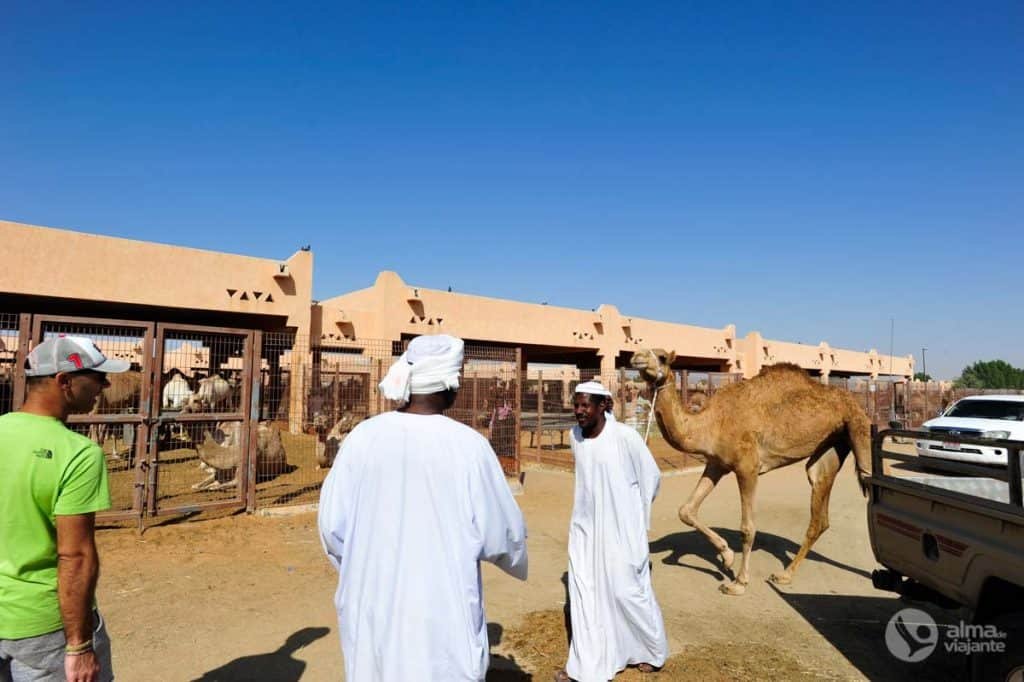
xmin=192 ymin=421 xmax=288 ymax=491
xmin=88 ymin=371 xmax=143 ymax=459
xmin=315 ymin=410 xmax=366 ymax=469
xmin=630 ymin=348 xmax=872 ymax=596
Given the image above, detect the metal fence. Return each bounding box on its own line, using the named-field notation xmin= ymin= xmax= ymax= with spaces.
xmin=250 ymin=335 xmax=523 ymax=510
xmin=519 ymin=366 xmax=742 ymax=470
xmin=0 ymin=316 xmax=525 ymax=522
xmin=0 ymin=313 xmax=21 ymax=417
xmin=825 ymin=378 xmax=1024 ymax=430
xmin=7 ymin=308 xmax=1021 ymax=523
xmin=148 ymin=324 xmax=256 ymax=518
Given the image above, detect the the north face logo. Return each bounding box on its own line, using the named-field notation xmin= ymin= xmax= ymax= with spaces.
xmin=33 ymin=448 xmax=53 ymax=459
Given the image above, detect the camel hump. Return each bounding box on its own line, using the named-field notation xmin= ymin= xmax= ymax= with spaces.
xmin=753 ymin=363 xmax=826 ymax=389
xmin=756 ymin=362 xmax=808 ymax=378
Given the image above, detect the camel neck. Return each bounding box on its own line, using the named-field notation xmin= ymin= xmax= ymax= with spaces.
xmin=652 ymin=372 xmax=712 ymax=455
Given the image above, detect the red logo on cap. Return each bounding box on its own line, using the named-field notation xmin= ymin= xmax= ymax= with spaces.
xmin=67 ymin=353 xmax=84 ymax=369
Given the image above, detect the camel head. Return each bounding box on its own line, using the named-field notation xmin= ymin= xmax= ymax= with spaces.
xmin=630 ymin=348 xmax=675 ymax=386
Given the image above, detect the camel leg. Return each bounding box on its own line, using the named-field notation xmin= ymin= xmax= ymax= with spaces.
xmin=192 ymin=472 xmax=216 ymax=490
xmin=769 ymin=445 xmax=847 ymax=585
xmin=720 ymin=466 xmax=758 ymax=596
xmin=677 ymin=463 xmax=735 ymax=570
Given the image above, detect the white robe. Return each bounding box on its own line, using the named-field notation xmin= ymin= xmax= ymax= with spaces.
xmin=318 ymin=411 xmax=528 ymax=682
xmin=566 ymin=414 xmax=668 ymax=681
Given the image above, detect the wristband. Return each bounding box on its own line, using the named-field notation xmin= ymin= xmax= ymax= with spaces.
xmin=65 ymin=639 xmax=93 ymax=655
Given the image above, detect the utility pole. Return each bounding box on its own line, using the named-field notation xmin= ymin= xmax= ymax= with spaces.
xmin=889 ymin=317 xmax=896 ymax=423
xmin=922 ymin=347 xmax=928 ymax=380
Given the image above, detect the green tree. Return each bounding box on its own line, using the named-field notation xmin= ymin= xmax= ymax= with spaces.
xmin=913 ymin=372 xmax=932 ymax=382
xmin=954 ymin=360 xmax=1024 ymax=389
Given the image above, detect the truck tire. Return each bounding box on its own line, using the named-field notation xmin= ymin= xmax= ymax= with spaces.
xmin=970 ymin=612 xmax=1024 ymax=682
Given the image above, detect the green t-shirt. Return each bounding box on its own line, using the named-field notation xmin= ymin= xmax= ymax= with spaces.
xmin=0 ymin=412 xmax=111 ymax=639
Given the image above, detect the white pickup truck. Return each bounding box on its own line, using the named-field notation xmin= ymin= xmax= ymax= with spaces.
xmin=915 ymin=394 xmax=1024 ymax=467
xmin=868 ymin=428 xmax=1024 ymax=681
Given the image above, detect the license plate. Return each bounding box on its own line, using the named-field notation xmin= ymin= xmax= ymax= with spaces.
xmin=943 ymin=441 xmax=961 ymax=451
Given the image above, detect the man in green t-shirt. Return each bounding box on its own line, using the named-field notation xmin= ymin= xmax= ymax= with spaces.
xmin=0 ymin=335 xmax=129 ymax=682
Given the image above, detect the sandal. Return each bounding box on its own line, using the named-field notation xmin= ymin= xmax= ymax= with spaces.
xmin=636 ymin=663 xmax=660 ymax=673
xmin=553 ymin=671 xmax=572 ymax=682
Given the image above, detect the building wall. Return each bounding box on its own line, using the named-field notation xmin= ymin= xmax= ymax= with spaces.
xmin=321 ymin=271 xmax=914 ymax=379
xmin=3 ymin=221 xmax=913 ymax=380
xmin=0 ymin=220 xmax=313 ymax=332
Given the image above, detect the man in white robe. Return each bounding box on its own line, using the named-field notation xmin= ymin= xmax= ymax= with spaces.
xmin=318 ymin=334 xmax=528 ymax=682
xmin=559 ymin=381 xmax=668 ymax=681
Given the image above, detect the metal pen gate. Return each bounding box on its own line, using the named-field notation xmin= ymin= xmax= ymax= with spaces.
xmin=28 ymin=316 xmax=257 ymax=523
xmin=147 ymin=323 xmax=256 ymax=518
xmin=13 ymin=317 xmax=525 ymax=521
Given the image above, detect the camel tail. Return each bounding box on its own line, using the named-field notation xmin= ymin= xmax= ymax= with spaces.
xmin=848 ymin=412 xmax=873 ymax=497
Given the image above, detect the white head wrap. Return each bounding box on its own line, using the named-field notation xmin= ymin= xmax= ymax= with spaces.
xmin=379 ymin=334 xmax=465 ymax=404
xmin=574 ymin=381 xmax=612 ymax=397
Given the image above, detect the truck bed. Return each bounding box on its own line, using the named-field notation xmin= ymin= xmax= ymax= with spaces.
xmin=906 ymin=474 xmax=1023 ymax=504
xmin=868 ymin=430 xmax=1024 ymax=611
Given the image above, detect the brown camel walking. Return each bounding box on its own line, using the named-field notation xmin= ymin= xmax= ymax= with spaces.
xmin=631 ymin=348 xmax=872 ymax=595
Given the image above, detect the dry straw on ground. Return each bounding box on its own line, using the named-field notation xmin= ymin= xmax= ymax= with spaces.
xmin=489 ymin=609 xmax=823 ymax=681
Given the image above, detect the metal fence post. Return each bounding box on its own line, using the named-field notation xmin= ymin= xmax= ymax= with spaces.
xmin=12 ymin=313 xmax=31 ymax=411
xmin=536 ymin=370 xmax=544 ymax=457
xmin=472 ymin=370 xmax=479 ymax=433
xmin=617 ymin=368 xmax=625 ymax=421
xmin=246 ymin=331 xmax=262 ymax=512
xmin=514 ymin=348 xmax=522 ymax=466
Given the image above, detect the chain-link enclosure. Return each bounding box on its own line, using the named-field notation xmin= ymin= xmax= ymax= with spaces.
xmin=148 ymin=325 xmax=254 ymax=517
xmin=519 ymin=365 xmax=742 ymax=471
xmin=251 ymin=336 xmax=522 ymax=510
xmin=0 ymin=313 xmax=21 ymax=417
xmin=9 ymin=309 xmax=1003 ymax=523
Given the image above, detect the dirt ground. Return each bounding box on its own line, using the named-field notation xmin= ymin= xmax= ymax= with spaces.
xmin=96 ymin=458 xmax=968 ymax=681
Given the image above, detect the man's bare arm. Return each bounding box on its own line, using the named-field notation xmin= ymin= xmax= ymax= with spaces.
xmin=56 ymin=513 xmax=101 ymax=682
xmin=56 ymin=512 xmax=99 ymax=644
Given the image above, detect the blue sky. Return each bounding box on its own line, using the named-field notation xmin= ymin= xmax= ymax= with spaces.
xmin=2 ymin=2 xmax=1021 ymax=379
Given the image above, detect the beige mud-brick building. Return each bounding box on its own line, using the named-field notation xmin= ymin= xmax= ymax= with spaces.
xmin=319 ymin=270 xmax=912 ymax=381
xmin=1 ymin=218 xmax=913 ymax=423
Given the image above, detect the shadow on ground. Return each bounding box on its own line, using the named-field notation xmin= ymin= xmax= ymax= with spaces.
xmin=487 ymin=622 xmax=532 ymax=681
xmin=649 ymin=527 xmax=872 ymax=583
xmin=768 ymin=585 xmax=970 ymax=681
xmin=190 ymin=627 xmax=330 ymax=681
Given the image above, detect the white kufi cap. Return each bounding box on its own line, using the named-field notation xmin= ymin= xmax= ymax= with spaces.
xmin=574 ymin=381 xmax=612 ymax=397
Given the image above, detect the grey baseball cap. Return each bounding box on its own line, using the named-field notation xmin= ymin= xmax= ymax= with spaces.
xmin=25 ymin=335 xmax=131 ymax=377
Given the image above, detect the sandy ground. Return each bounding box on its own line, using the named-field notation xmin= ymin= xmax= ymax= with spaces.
xmin=96 ymin=458 xmax=968 ymax=681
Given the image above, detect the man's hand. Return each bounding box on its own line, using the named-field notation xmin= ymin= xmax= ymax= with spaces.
xmin=65 ymin=650 xmax=100 ymax=682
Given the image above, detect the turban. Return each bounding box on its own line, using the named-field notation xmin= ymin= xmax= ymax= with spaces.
xmin=574 ymin=381 xmax=612 ymax=397
xmin=379 ymin=334 xmax=465 ymax=404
